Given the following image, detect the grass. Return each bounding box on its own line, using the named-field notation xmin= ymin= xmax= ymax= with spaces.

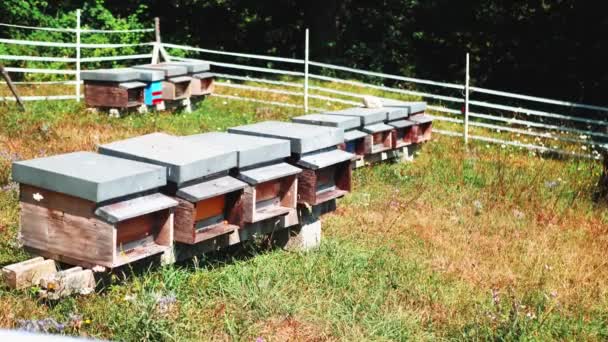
xmin=1 ymin=83 xmax=608 ymax=341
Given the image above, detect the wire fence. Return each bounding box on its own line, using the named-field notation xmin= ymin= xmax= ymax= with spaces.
xmin=1 ymin=11 xmax=607 ymax=160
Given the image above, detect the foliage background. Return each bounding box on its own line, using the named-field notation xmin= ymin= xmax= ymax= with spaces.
xmin=1 ymin=0 xmax=607 ymax=104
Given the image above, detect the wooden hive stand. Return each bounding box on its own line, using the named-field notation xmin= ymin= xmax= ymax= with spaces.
xmin=12 ymin=152 xmax=176 ymax=269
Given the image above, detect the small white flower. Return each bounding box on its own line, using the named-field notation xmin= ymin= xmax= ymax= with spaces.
xmin=33 ymin=193 xmax=43 ymax=202
xmin=582 ymin=146 xmax=588 ymax=151
xmin=501 ymin=144 xmax=506 ymax=149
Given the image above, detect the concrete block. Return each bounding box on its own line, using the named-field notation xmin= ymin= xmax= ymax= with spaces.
xmin=98 ymin=133 xmax=237 ymax=185
xmin=39 ymin=267 xmax=96 ymax=300
xmin=2 ymin=257 xmax=57 ymax=290
xmin=324 ymin=107 xmax=388 ymax=125
xmin=292 ymin=114 xmax=360 ymax=130
xmin=229 ymin=121 xmax=344 ymax=155
xmin=133 ymin=64 xmax=188 ymax=77
xmin=12 ymin=152 xmax=166 ymax=203
xmin=80 ymin=68 xmax=139 ymax=82
xmin=181 ymin=132 xmax=290 ymax=168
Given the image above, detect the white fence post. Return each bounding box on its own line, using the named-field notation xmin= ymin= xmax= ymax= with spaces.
xmin=75 ymin=9 xmax=81 ymax=102
xmin=304 ymin=28 xmax=310 ymax=113
xmin=151 ymin=17 xmax=160 ymax=64
xmin=464 ymin=52 xmax=470 ymax=143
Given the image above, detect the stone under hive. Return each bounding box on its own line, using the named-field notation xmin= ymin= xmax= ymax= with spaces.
xmin=81 ymin=68 xmax=147 ymax=110
xmin=98 ymin=133 xmax=245 ymax=246
xmin=182 ymin=132 xmax=301 ymax=226
xmin=229 ymin=121 xmax=354 ymax=206
xmin=133 ymin=64 xmax=192 ymax=101
xmin=161 ymin=61 xmax=214 ymax=97
xmin=324 ymin=107 xmax=395 ymax=154
xmin=382 ymin=99 xmax=433 ymax=145
xmin=291 ymin=114 xmax=368 ymax=161
xmin=12 ymin=152 xmax=177 ymax=269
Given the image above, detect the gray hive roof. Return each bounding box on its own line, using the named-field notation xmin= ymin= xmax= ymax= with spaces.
xmin=228 ymin=121 xmax=344 ymax=154
xmin=80 ymin=68 xmax=140 ymax=82
xmin=160 ymin=61 xmax=210 ymax=73
xmin=133 ymin=64 xmax=188 ymax=77
xmin=292 ymin=114 xmax=360 ymax=131
xmin=323 ymin=107 xmax=388 ymax=125
xmin=181 ymin=132 xmax=290 ymax=168
xmin=98 ymin=132 xmax=237 ymax=185
xmin=12 ymin=151 xmax=166 ymax=203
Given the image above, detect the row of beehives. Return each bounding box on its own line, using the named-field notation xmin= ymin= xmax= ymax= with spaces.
xmin=8 ymin=100 xmax=433 ymax=274
xmin=81 ymin=60 xmax=214 ymax=113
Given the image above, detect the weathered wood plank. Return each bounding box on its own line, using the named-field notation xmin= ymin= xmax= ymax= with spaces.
xmin=2 ymin=257 xmax=56 ymax=290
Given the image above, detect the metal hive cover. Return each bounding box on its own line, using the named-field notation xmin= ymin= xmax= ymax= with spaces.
xmin=182 ymin=132 xmax=290 ymax=168
xmin=161 ymin=61 xmax=210 ymax=73
xmin=133 ymin=64 xmax=188 ymax=77
xmin=228 ymin=121 xmax=344 ymax=154
xmin=323 ymin=107 xmax=388 ymax=125
xmin=80 ymin=68 xmax=140 ymax=82
xmin=292 ymin=114 xmax=360 ymax=130
xmin=98 ymin=132 xmax=237 ymax=185
xmin=12 ymin=151 xmax=166 ymax=203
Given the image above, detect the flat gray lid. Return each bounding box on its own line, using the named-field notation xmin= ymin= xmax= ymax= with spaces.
xmin=292 ymin=114 xmax=360 ymax=130
xmin=133 ymin=64 xmax=188 ymax=77
xmin=324 ymin=107 xmax=388 ymax=125
xmin=237 ymin=162 xmax=301 ymax=185
xmin=161 ymin=61 xmax=210 ymax=73
xmin=81 ymin=68 xmax=140 ymax=82
xmin=168 ymin=75 xmax=193 ymax=83
xmin=98 ymin=133 xmax=237 ymax=185
xmin=228 ymin=121 xmax=344 ymax=154
xmin=296 ymin=149 xmax=354 ymax=170
xmin=119 ymin=81 xmax=146 ymax=90
xmin=95 ymin=193 xmax=178 ymax=224
xmin=362 ymin=123 xmax=395 ymax=134
xmin=344 ymin=129 xmax=368 ymax=141
xmin=176 ymin=175 xmax=247 ymax=202
xmin=382 ymin=99 xmax=427 ymax=115
xmin=386 ymin=108 xmax=409 ymax=121
xmin=12 ymin=151 xmax=166 ymax=203
xmin=136 ymin=69 xmax=165 ymax=82
xmin=182 ymin=132 xmax=290 ymax=168
xmin=388 ymin=119 xmax=416 ymax=129
xmin=409 ymin=114 xmax=434 ymax=124
xmin=193 ymin=72 xmax=214 ymax=79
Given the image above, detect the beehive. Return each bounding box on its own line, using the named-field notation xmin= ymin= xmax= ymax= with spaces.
xmin=160 ymin=61 xmax=214 ymax=96
xmin=81 ymin=68 xmax=146 ymax=110
xmin=135 ymin=68 xmax=165 ymax=107
xmin=98 ymin=133 xmax=244 ymax=245
xmin=292 ymin=114 xmax=369 ymax=159
xmin=133 ymin=64 xmax=192 ymax=101
xmin=409 ymin=114 xmax=434 ymax=143
xmin=229 ymin=121 xmax=354 ymax=206
xmin=12 ymin=152 xmax=176 ymax=269
xmin=182 ymin=132 xmax=300 ymax=225
xmin=323 ymin=107 xmax=394 ymax=154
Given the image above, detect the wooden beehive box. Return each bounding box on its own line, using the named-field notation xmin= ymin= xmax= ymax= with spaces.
xmin=388 ymin=119 xmax=417 ymax=148
xmin=409 ymin=114 xmax=434 ymax=143
xmin=133 ymin=64 xmax=192 ymax=101
xmin=98 ymin=133 xmax=245 ymax=245
xmin=229 ymin=121 xmax=354 ymax=206
xmin=160 ymin=61 xmax=214 ymax=96
xmin=323 ymin=107 xmax=395 ymax=154
xmin=135 ymin=69 xmax=166 ymax=107
xmin=12 ymin=152 xmax=177 ymax=269
xmin=182 ymin=132 xmax=300 ymax=225
xmin=292 ymin=114 xmax=369 ymax=160
xmin=81 ymin=68 xmax=146 ymax=109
